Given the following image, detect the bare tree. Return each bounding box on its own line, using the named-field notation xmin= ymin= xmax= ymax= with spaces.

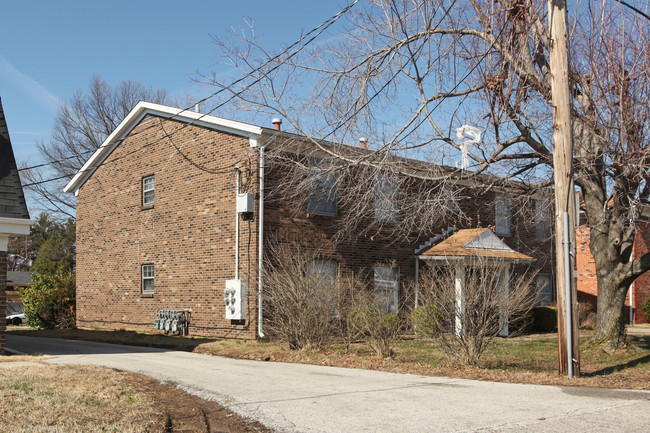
xmin=262 ymin=240 xmax=349 ymax=349
xmin=416 ymin=257 xmax=537 ymax=365
xmin=21 ymin=75 xmax=169 ymax=218
xmin=207 ymin=0 xmax=650 ymax=349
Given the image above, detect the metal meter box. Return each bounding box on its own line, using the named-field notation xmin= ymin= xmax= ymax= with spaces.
xmin=224 ymin=279 xmax=246 ymax=320
xmin=236 ymin=193 xmax=254 ymax=213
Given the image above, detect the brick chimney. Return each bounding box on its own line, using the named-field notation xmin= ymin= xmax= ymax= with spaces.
xmin=359 ymin=137 xmax=368 ymax=150
xmin=272 ymin=118 xmax=282 ymax=131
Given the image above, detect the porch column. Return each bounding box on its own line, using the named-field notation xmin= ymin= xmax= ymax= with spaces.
xmin=414 ymin=256 xmax=419 ymax=308
xmin=498 ymin=264 xmax=511 ymax=337
xmin=455 ymin=263 xmax=465 ymax=337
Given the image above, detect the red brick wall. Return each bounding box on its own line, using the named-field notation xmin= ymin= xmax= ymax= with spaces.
xmin=576 ymin=224 xmax=599 ymax=310
xmin=75 ymin=118 xmax=553 ymax=339
xmin=1 ymin=251 xmax=7 ymax=354
xmin=75 ymin=116 xmax=259 ymax=339
xmin=632 ymin=221 xmax=650 ymax=323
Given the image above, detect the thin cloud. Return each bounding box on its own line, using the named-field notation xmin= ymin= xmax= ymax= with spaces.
xmin=0 ymin=54 xmax=62 ymax=114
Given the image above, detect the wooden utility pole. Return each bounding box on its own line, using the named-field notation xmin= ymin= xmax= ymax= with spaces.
xmin=548 ymin=0 xmax=580 ymax=377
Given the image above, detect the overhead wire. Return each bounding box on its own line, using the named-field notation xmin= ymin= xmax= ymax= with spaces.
xmin=21 ymin=1 xmax=360 ymax=187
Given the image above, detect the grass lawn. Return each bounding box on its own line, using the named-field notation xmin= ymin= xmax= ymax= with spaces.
xmin=8 ymin=326 xmax=650 ymax=390
xmin=0 ymin=355 xmax=272 ymax=432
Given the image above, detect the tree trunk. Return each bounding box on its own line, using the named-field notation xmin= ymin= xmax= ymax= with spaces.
xmin=592 ymin=262 xmax=629 ymax=351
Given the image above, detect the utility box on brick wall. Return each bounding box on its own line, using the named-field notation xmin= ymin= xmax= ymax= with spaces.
xmin=224 ymin=279 xmax=246 ymax=320
xmin=236 ymin=193 xmax=254 ymax=214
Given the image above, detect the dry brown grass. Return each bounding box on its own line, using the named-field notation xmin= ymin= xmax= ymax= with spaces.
xmin=0 ymin=362 xmax=158 ymax=432
xmin=0 ymin=359 xmax=272 ymax=432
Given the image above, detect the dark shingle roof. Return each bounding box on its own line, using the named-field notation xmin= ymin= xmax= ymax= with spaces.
xmin=0 ymin=97 xmax=30 ymax=219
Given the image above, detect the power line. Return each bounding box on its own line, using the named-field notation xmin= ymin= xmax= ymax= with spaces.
xmin=615 ymin=0 xmax=650 ymax=21
xmin=22 ymin=1 xmax=360 ymax=187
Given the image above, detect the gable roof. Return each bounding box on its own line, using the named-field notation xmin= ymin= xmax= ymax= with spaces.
xmin=0 ymin=97 xmax=30 ymax=220
xmin=419 ymin=228 xmax=534 ymax=262
xmin=63 ymin=102 xmax=264 ymax=194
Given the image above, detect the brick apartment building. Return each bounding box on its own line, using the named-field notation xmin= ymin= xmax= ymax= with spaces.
xmin=0 ymin=97 xmax=33 ymax=354
xmin=64 ymin=102 xmax=554 ymax=339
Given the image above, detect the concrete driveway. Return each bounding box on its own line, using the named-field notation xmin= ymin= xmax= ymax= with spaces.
xmin=6 ymin=335 xmax=650 ymax=432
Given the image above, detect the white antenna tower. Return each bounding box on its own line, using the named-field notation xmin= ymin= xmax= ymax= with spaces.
xmin=456 ymin=125 xmax=481 ymax=170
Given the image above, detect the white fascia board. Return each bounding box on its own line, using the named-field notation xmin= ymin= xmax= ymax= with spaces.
xmin=63 ymin=101 xmax=263 ymax=193
xmin=0 ymin=217 xmax=35 ymax=236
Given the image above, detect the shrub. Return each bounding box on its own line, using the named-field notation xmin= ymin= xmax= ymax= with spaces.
xmin=531 ymin=306 xmax=558 ymax=333
xmin=20 ymin=271 xmax=76 ymax=329
xmin=348 ymin=306 xmax=401 ymax=357
xmin=642 ymin=297 xmax=650 ymax=322
xmin=411 ymin=305 xmax=443 ymax=338
xmin=262 ymin=241 xmax=341 ymax=350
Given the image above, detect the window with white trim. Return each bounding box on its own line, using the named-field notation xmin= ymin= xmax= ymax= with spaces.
xmin=535 ymin=199 xmax=551 ymax=240
xmin=306 ymin=260 xmax=338 ymax=286
xmin=536 ymin=274 xmax=552 ymax=306
xmin=495 ymin=194 xmax=512 ymax=237
xmin=374 ymin=265 xmax=399 ymax=313
xmin=142 ymin=264 xmax=154 ymax=294
xmin=307 ymin=171 xmax=337 ymax=216
xmin=142 ymin=175 xmax=155 ymax=206
xmin=374 ymin=173 xmax=399 ymax=222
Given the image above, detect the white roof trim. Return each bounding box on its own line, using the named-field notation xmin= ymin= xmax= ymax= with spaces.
xmin=63 ymin=102 xmax=263 ymax=193
xmin=0 ymin=217 xmax=35 ymax=236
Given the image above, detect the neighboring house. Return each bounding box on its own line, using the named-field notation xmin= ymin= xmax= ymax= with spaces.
xmin=5 ymin=271 xmax=33 ymax=311
xmin=64 ymin=102 xmax=553 ymax=339
xmin=576 ymin=219 xmax=650 ymax=324
xmin=0 ymin=97 xmax=34 ymax=354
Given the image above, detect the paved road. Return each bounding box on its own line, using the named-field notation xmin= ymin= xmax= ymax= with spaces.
xmin=6 ymin=335 xmax=650 ymax=432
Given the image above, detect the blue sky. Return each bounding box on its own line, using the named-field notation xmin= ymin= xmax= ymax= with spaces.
xmin=0 ymin=1 xmax=347 ymax=165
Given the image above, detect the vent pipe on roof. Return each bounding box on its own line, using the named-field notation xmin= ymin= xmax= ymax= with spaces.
xmin=272 ymin=118 xmax=282 ymax=131
xmin=359 ymin=137 xmax=368 ymax=150
xmin=194 ymin=104 xmax=200 ymax=113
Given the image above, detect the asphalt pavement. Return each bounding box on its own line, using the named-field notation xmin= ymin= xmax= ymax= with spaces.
xmin=5 ymin=334 xmax=650 ymax=432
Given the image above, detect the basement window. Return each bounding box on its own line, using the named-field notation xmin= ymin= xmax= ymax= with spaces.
xmin=374 ymin=265 xmax=399 ymax=313
xmin=142 ymin=264 xmax=154 ymax=295
xmin=142 ymin=175 xmax=155 ymax=206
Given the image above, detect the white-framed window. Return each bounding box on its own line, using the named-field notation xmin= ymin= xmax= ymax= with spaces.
xmin=374 ymin=173 xmax=399 ymax=222
xmin=536 ymin=274 xmax=553 ymax=306
xmin=535 ymin=199 xmax=551 ymax=240
xmin=374 ymin=265 xmax=399 ymax=313
xmin=495 ymin=193 xmax=512 ymax=237
xmin=306 ymin=260 xmax=338 ymax=285
xmin=142 ymin=175 xmax=155 ymax=206
xmin=142 ymin=264 xmax=154 ymax=294
xmin=307 ymin=171 xmax=337 ymax=216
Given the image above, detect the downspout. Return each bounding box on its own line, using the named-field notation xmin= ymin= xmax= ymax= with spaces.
xmin=258 ymin=144 xmax=266 ymax=338
xmin=235 ymin=167 xmax=240 ymax=281
xmin=414 ymin=256 xmax=419 ymax=308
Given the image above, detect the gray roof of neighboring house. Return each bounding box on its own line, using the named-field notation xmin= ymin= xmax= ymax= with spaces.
xmin=0 ymin=97 xmax=30 ymax=220
xmin=6 ymin=271 xmax=34 ymax=287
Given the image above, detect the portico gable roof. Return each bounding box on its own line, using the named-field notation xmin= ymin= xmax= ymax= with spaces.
xmin=418 ymin=228 xmax=534 ymax=262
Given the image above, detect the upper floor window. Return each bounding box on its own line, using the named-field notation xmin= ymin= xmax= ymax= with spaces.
xmin=306 ymin=260 xmax=339 ymax=286
xmin=374 ymin=173 xmax=399 ymax=222
xmin=142 ymin=264 xmax=154 ymax=294
xmin=142 ymin=175 xmax=155 ymax=206
xmin=535 ymin=199 xmax=551 ymax=240
xmin=495 ymin=193 xmax=512 ymax=237
xmin=307 ymin=171 xmax=337 ymax=216
xmin=374 ymin=264 xmax=399 ymax=313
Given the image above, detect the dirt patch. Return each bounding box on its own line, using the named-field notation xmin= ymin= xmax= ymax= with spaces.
xmin=127 ymin=371 xmax=272 ymax=433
